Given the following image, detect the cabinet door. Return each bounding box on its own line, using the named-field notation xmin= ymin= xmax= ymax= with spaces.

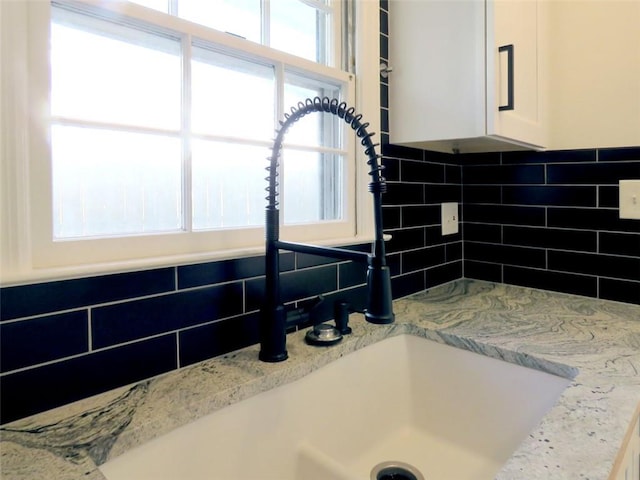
xmin=488 ymin=0 xmax=545 ymax=148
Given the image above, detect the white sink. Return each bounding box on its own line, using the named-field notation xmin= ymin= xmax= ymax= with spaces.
xmin=100 ymin=334 xmax=571 ymax=480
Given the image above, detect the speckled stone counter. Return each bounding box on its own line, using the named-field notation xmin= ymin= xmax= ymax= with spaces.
xmin=1 ymin=280 xmax=639 ymax=479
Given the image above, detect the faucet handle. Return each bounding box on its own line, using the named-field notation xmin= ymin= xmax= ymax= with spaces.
xmin=334 ymin=301 xmax=353 ymax=335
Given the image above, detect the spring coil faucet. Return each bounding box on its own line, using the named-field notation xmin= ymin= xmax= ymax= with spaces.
xmin=260 ymin=97 xmax=395 ymax=362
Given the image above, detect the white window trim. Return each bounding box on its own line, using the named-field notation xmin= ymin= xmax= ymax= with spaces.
xmin=0 ymin=0 xmax=380 ymax=284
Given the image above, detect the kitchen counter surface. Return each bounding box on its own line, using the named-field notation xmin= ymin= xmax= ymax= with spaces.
xmin=1 ymin=279 xmax=639 ymax=479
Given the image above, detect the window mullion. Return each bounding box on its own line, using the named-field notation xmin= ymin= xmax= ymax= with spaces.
xmin=181 ymin=33 xmax=193 ymax=233
xmin=261 ymin=0 xmax=270 ymax=47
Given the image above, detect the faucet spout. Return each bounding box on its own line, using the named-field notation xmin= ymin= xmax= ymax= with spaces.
xmin=259 ymin=97 xmax=394 ymax=363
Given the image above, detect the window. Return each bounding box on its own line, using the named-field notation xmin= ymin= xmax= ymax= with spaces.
xmin=0 ymin=0 xmax=380 ymax=280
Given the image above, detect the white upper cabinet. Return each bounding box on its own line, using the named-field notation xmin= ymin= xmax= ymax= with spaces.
xmin=388 ymin=0 xmax=547 ymax=154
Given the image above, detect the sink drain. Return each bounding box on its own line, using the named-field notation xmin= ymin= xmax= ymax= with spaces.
xmin=371 ymin=461 xmax=425 ymax=480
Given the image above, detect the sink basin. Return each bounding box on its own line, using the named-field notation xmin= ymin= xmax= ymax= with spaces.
xmin=99 ymin=334 xmax=571 ymax=480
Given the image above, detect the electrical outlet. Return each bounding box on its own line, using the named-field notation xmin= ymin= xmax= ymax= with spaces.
xmin=441 ymin=202 xmax=459 ymax=235
xmin=620 ymin=180 xmax=640 ymax=220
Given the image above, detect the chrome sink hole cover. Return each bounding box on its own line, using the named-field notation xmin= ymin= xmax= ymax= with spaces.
xmin=371 ymin=461 xmax=425 ymax=480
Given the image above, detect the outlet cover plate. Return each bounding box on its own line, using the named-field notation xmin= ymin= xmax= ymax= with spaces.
xmin=620 ymin=180 xmax=640 ymax=220
xmin=441 ymin=202 xmax=459 ymax=235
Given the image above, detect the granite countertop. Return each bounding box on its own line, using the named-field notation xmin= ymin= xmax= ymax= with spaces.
xmin=1 ymin=279 xmax=639 ymax=479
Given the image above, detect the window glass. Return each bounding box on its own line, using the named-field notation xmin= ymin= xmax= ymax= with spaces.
xmin=51 ymin=11 xmax=181 ymax=130
xmin=282 ymin=150 xmax=344 ymax=224
xmin=191 ymin=45 xmax=275 ymax=141
xmin=52 ymin=126 xmax=182 ymax=238
xmin=191 ymin=140 xmax=267 ymax=229
xmin=271 ymin=0 xmax=329 ymax=63
xmin=127 ymin=0 xmax=169 ymax=13
xmin=178 ymin=0 xmax=261 ymax=42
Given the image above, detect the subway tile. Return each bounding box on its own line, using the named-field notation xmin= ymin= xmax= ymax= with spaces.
xmin=599 ymin=232 xmax=640 ymax=257
xmin=547 ymin=162 xmax=640 ymax=185
xmin=464 ymin=260 xmax=502 ymax=283
xmin=0 ymin=311 xmax=88 ymax=372
xmin=380 ymin=34 xmax=389 ymax=60
xmin=503 ymin=226 xmax=597 ymax=252
xmin=464 ymin=165 xmax=545 ymax=184
xmin=425 ymin=225 xmax=461 ymax=246
xmin=402 ymin=205 xmax=440 ymax=227
xmin=382 ymin=157 xmax=400 ymax=181
xmin=0 ymin=268 xmax=175 ymax=322
xmin=383 ymin=183 xmax=424 ymax=205
xmin=464 ymin=204 xmax=546 ymax=226
xmin=445 ymin=242 xmax=463 ymax=262
xmin=339 ymin=262 xmax=368 ymax=289
xmin=445 ymin=164 xmax=462 ymax=184
xmin=380 ymin=108 xmax=389 ymax=133
xmin=178 ymin=255 xmax=274 ymax=289
xmin=380 ymin=83 xmax=389 ymax=109
xmin=380 ymin=0 xmax=389 ymax=12
xmin=424 ymin=184 xmax=462 ymax=204
xmin=381 ymin=143 xmax=423 ymax=160
xmin=502 ymin=149 xmax=596 ymax=164
xmin=92 ymin=284 xmax=244 ymax=349
xmin=463 ymin=185 xmax=501 ymax=204
xmin=296 ymin=252 xmax=341 ymax=269
xmin=502 ymin=186 xmax=596 ymax=207
xmin=386 ymin=253 xmax=402 ymax=276
xmin=599 ymin=186 xmax=619 ymax=208
xmin=401 ymin=160 xmax=445 ymax=183
xmin=548 ymin=208 xmax=640 ymax=233
xmin=379 ymin=9 xmax=388 ymax=36
xmin=426 ymin=261 xmax=463 ymax=288
xmin=463 ymin=223 xmax=502 ymax=243
xmin=503 ymin=266 xmax=597 ymax=298
xmin=386 ymin=227 xmax=425 ymax=253
xmin=465 ymin=243 xmax=546 ymax=269
xmin=548 ymin=251 xmax=640 ymax=281
xmin=0 ymin=335 xmax=177 ymax=424
xmin=391 ymin=271 xmax=426 ymax=299
xmin=598 ymin=146 xmax=640 ymax=162
xmin=382 ymin=206 xmax=401 ymax=229
xmin=179 ymin=313 xmax=260 ymax=367
xmin=457 ymin=152 xmax=501 ymax=166
xmin=599 ymin=278 xmax=640 ymax=305
xmin=423 ymin=150 xmax=460 ymax=164
xmin=402 ymin=245 xmax=446 ymax=273
xmin=245 ymin=265 xmax=337 ymax=312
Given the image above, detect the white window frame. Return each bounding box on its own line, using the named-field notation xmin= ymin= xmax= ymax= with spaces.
xmin=0 ymin=0 xmax=380 ymax=283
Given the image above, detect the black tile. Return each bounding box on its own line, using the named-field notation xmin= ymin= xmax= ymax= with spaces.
xmin=599 ymin=186 xmax=619 ymax=208
xmin=503 ymin=226 xmax=597 ymax=252
xmin=402 ymin=161 xmax=445 ymax=183
xmin=457 ymin=152 xmax=501 ymax=166
xmin=599 ymin=278 xmax=640 ymax=305
xmin=463 ymin=223 xmax=502 ymax=243
xmin=463 ymin=205 xmax=546 ymax=226
xmin=386 ymin=253 xmax=402 ymax=276
xmin=296 ymin=252 xmax=341 ymax=269
xmin=548 ymin=251 xmax=640 ymax=281
xmin=92 ymin=283 xmax=244 ymax=349
xmin=464 ymin=260 xmax=502 ymax=282
xmin=380 ymin=0 xmax=389 ymax=12
xmin=245 ymin=265 xmax=337 ymax=311
xmin=178 ymin=256 xmax=269 ymax=289
xmin=464 ymin=165 xmax=545 ymax=184
xmin=0 ymin=268 xmax=175 ymax=322
xmin=381 ymin=143 xmax=423 ymax=160
xmin=386 ymin=227 xmax=425 ymax=253
xmin=179 ymin=312 xmax=260 ymax=367
xmin=402 ymin=205 xmax=440 ymax=227
xmin=379 ymin=9 xmax=388 ymax=36
xmin=502 ymin=186 xmax=596 ymax=207
xmin=402 ymin=246 xmax=446 ymax=273
xmin=380 ymin=83 xmax=389 ymax=109
xmin=445 ymin=164 xmax=462 ymax=184
xmin=339 ymin=262 xmax=368 ymax=289
xmin=0 ymin=311 xmax=88 ymax=372
xmin=599 ymin=232 xmax=640 ymax=257
xmin=380 ymin=34 xmax=389 ymax=60
xmin=0 ymin=335 xmax=177 ymax=424
xmin=503 ymin=266 xmax=597 ymax=298
xmin=547 ymin=162 xmax=640 ymax=185
xmin=382 ymin=157 xmax=400 ymax=181
xmin=463 ymin=185 xmax=502 ymax=204
xmin=465 ymin=243 xmax=546 ymax=268
xmin=502 ymin=149 xmax=596 ymax=164
xmin=380 ymin=108 xmax=389 ymax=134
xmin=383 ymin=183 xmax=424 ymax=205
xmin=426 ymin=261 xmax=463 ymax=288
xmin=391 ymin=271 xmax=425 ymax=299
xmin=423 ymin=150 xmax=460 ymax=164
xmin=425 ymin=225 xmax=461 ymax=246
xmin=548 ymin=208 xmax=640 ymax=233
xmin=446 ymin=242 xmax=463 ymax=262
xmin=382 ymin=206 xmax=401 ymax=229
xmin=598 ymin=147 xmax=640 ymax=162
xmin=424 ymin=184 xmax=461 ymax=204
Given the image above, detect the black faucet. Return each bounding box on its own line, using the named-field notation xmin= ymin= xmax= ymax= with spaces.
xmin=259 ymin=97 xmax=394 ymax=362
